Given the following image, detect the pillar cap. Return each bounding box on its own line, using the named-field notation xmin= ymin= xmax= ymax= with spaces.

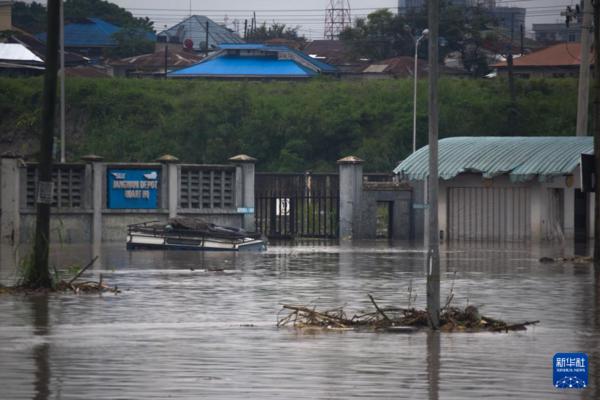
xmin=81 ymin=154 xmax=104 ymax=162
xmin=156 ymin=154 xmax=179 ymax=163
xmin=337 ymin=155 xmax=364 ymax=165
xmin=229 ymin=154 xmax=257 ymax=163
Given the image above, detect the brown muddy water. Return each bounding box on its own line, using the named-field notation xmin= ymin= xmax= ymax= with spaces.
xmin=0 ymin=241 xmax=598 ymax=399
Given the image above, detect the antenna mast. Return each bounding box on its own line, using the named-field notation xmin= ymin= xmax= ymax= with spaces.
xmin=324 ymin=0 xmax=352 ymax=40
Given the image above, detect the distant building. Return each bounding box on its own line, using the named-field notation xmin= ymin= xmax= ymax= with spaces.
xmin=0 ymin=0 xmax=12 ymax=31
xmin=157 ymin=16 xmax=243 ymax=52
xmin=0 ymin=42 xmax=44 ymax=76
xmin=36 ymin=18 xmax=155 ymax=59
xmin=169 ymin=44 xmax=336 ymax=79
xmin=398 ymin=0 xmax=491 ymax=13
xmin=533 ymin=23 xmax=581 ymax=44
xmin=362 ymin=56 xmax=428 ymax=79
xmin=303 ymin=39 xmax=365 ymax=72
xmin=492 ymin=42 xmax=589 ymax=79
xmin=486 ymin=7 xmax=526 ymax=32
xmin=110 ymin=43 xmax=202 ymax=77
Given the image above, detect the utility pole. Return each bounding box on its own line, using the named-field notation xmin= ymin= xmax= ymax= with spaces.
xmin=577 ymin=0 xmax=593 ymax=136
xmin=426 ymin=0 xmax=440 ymax=329
xmin=30 ymin=0 xmax=60 ymax=288
xmin=164 ymin=43 xmax=168 ymax=78
xmin=244 ymin=19 xmax=247 ymax=40
xmin=205 ymin=20 xmax=209 ymax=56
xmin=507 ymin=13 xmax=517 ymax=130
xmin=593 ymin=0 xmax=600 ymax=264
xmin=59 ymin=0 xmax=65 ymax=163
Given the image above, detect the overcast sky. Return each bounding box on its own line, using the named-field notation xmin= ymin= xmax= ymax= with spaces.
xmin=33 ymin=0 xmax=578 ymax=39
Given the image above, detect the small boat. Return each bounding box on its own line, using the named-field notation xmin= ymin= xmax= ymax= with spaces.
xmin=126 ymin=217 xmax=267 ymax=251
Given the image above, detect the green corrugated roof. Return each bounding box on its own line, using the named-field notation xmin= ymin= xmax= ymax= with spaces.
xmin=393 ymin=137 xmax=594 ymax=182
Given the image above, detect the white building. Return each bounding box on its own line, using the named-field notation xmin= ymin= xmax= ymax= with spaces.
xmin=394 ymin=137 xmax=594 ymax=242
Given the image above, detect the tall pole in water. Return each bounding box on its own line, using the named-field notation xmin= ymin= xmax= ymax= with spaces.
xmin=59 ymin=0 xmax=65 ymax=162
xmin=426 ymin=0 xmax=440 ymax=329
xmin=577 ymin=0 xmax=593 ymax=136
xmin=412 ymin=29 xmax=428 ymax=153
xmin=593 ymin=0 xmax=600 ymax=264
xmin=30 ymin=0 xmax=60 ymax=288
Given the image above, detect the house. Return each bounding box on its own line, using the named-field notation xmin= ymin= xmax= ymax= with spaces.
xmin=533 ymin=23 xmax=581 ymax=44
xmin=36 ymin=18 xmax=155 ymax=59
xmin=0 ymin=42 xmax=44 ymax=75
xmin=157 ymin=16 xmax=243 ymax=52
xmin=492 ymin=43 xmax=590 ymax=78
xmin=394 ymin=137 xmax=594 ymax=242
xmin=361 ymin=56 xmax=428 ymax=79
xmin=168 ymin=43 xmax=336 ymax=79
xmin=302 ymin=39 xmax=365 ymax=73
xmin=110 ymin=43 xmax=202 ymax=77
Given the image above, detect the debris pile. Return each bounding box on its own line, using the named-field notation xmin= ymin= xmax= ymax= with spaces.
xmin=539 ymin=256 xmax=592 ymax=264
xmin=277 ymin=294 xmax=539 ymax=333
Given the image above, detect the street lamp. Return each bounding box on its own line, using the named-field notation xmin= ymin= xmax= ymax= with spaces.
xmin=412 ymin=28 xmax=429 ymax=153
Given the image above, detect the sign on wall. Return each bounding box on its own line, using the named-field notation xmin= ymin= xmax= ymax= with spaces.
xmin=107 ymin=168 xmax=160 ymax=209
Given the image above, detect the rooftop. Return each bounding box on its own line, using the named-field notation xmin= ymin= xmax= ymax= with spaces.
xmin=393 ymin=136 xmax=593 ymax=182
xmin=493 ymin=43 xmax=589 ymax=68
xmin=169 ymin=43 xmax=335 ymax=78
xmin=158 ymin=16 xmax=243 ymax=51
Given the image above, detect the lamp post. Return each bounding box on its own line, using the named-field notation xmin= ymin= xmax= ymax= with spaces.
xmin=412 ymin=28 xmax=429 ymax=153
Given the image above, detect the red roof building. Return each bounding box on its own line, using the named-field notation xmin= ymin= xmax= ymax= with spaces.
xmin=492 ymin=43 xmax=592 ymax=78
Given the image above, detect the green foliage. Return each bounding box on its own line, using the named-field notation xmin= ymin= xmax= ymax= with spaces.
xmin=246 ymin=22 xmax=305 ymax=44
xmin=104 ymin=27 xmax=155 ymax=58
xmin=0 ymin=77 xmax=578 ymax=173
xmin=340 ymin=4 xmax=496 ymax=75
xmin=11 ymin=0 xmax=153 ymax=34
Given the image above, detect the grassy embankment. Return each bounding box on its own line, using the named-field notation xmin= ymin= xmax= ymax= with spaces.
xmin=0 ymin=77 xmax=577 ymax=172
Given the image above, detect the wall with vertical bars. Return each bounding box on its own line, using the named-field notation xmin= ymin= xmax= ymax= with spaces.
xmin=179 ymin=166 xmax=235 ymax=210
xmin=25 ymin=164 xmax=86 ymax=209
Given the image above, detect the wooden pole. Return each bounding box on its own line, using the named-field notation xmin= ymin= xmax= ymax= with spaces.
xmin=577 ymin=0 xmax=593 ymax=136
xmin=427 ymin=0 xmax=440 ymax=329
xmin=30 ymin=0 xmax=60 ymax=288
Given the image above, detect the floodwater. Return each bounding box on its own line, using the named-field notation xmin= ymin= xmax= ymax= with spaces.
xmin=0 ymin=240 xmax=598 ymax=399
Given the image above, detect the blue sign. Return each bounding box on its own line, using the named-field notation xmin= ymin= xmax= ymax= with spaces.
xmin=553 ymin=353 xmax=588 ymax=389
xmin=107 ymin=169 xmax=159 ymax=209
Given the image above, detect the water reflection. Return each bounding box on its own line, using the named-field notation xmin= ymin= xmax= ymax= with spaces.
xmin=427 ymin=330 xmax=440 ymax=400
xmin=30 ymin=295 xmax=50 ymax=400
xmin=0 ymin=241 xmax=598 ymax=399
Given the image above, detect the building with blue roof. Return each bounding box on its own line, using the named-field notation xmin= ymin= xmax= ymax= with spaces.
xmin=36 ymin=18 xmax=155 ymax=58
xmin=394 ymin=136 xmax=594 ymax=242
xmin=158 ymin=16 xmax=243 ymax=52
xmin=168 ymin=43 xmax=337 ymax=79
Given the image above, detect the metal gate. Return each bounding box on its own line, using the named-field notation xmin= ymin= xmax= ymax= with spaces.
xmin=255 ymin=172 xmax=339 ymax=239
xmin=447 ymin=186 xmax=531 ymax=241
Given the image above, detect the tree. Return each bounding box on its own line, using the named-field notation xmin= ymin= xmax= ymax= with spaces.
xmin=104 ymin=27 xmax=154 ymax=58
xmin=340 ymin=3 xmax=495 ymax=75
xmin=246 ymin=22 xmax=306 ymax=44
xmin=11 ymin=0 xmax=154 ymax=34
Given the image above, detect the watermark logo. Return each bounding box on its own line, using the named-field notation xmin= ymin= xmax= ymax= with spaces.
xmin=553 ymin=353 xmax=588 ymax=389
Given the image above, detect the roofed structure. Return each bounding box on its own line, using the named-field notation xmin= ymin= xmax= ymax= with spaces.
xmin=110 ymin=44 xmax=202 ymax=77
xmin=492 ymin=43 xmax=591 ymax=78
xmin=169 ymin=43 xmax=336 ymax=79
xmin=393 ymin=136 xmax=593 ymax=182
xmin=158 ymin=16 xmax=243 ymax=51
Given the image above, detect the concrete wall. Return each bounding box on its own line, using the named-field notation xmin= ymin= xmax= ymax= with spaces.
xmin=0 ymin=154 xmax=256 ymax=245
xmin=338 ymin=156 xmax=413 ymax=240
xmin=359 ymin=185 xmax=413 ymax=239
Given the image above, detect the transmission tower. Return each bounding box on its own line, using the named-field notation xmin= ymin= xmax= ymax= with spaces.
xmin=324 ymin=0 xmax=352 ymax=40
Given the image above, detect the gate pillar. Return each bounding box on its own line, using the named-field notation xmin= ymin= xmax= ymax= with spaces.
xmin=338 ymin=156 xmax=364 ymax=239
xmin=230 ymin=154 xmax=257 ymax=232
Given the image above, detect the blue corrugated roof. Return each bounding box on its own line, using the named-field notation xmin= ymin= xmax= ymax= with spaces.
xmin=393 ymin=136 xmax=594 ymax=182
xmin=169 ymin=55 xmax=316 ymax=77
xmin=217 ymin=43 xmax=337 ymax=73
xmin=37 ymin=18 xmax=155 ymax=47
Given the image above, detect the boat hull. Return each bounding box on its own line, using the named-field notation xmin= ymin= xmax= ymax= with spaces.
xmin=126 ymin=232 xmax=266 ymax=252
